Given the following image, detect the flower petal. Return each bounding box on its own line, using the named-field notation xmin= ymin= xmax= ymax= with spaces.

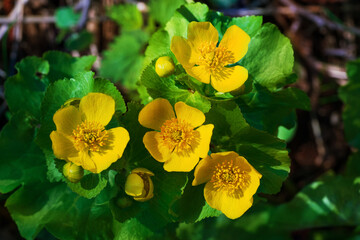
xmin=194 ymin=124 xmax=214 ymax=158
xmin=187 ymin=22 xmax=218 ymax=51
xmin=53 ymin=106 xmax=82 ymax=135
xmin=186 ymin=65 xmax=211 ymax=84
xmin=234 ymin=156 xmax=262 ymax=197
xmin=204 ymin=182 xmax=253 ymax=219
xmin=138 ymin=98 xmax=175 ymax=131
xmin=211 ymin=65 xmax=248 ymax=93
xmin=79 ymin=93 xmax=115 ymax=126
xmin=163 ymin=150 xmax=199 ymax=172
xmin=90 ymin=151 xmax=118 ymax=174
xmin=50 ymin=131 xmax=78 ymax=160
xmin=171 ymin=36 xmax=193 ymax=67
xmin=125 ymin=173 xmax=145 ymax=197
xmin=219 ymin=25 xmax=250 ymax=63
xmin=143 ymin=131 xmax=171 ymax=163
xmin=192 ymin=155 xmax=216 ymax=186
xmin=174 ymin=102 xmax=205 ymax=128
xmin=68 ymin=150 xmax=96 ymax=173
xmin=107 ymin=127 xmax=130 ymax=158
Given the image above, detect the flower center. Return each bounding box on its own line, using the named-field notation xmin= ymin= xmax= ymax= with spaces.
xmin=159 ymin=118 xmax=195 ymax=152
xmin=72 ymin=120 xmax=108 ymax=152
xmin=196 ymin=43 xmax=234 ymax=72
xmin=211 ymin=160 xmax=250 ymax=197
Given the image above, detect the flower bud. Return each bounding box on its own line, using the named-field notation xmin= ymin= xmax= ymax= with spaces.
xmin=125 ymin=168 xmax=154 ymax=202
xmin=63 ymin=162 xmax=84 ymax=183
xmin=155 ymin=56 xmax=175 ymax=77
xmin=63 ymin=98 xmax=81 ymax=108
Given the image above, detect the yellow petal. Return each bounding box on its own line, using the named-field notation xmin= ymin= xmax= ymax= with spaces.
xmin=50 ymin=131 xmax=78 ymax=159
xmin=90 ymin=151 xmax=118 ymax=174
xmin=204 ymin=182 xmax=253 ymax=219
xmin=192 ymin=155 xmax=216 ymax=186
xmin=174 ymin=102 xmax=205 ymax=128
xmin=88 ymin=127 xmax=129 ymax=173
xmin=143 ymin=131 xmax=171 ymax=163
xmin=79 ymin=93 xmax=115 ymax=126
xmin=163 ymin=150 xmax=199 ymax=172
xmin=125 ymin=173 xmax=145 ymax=197
xmin=187 ymin=22 xmax=218 ymax=51
xmin=211 ymin=65 xmax=248 ymax=93
xmin=53 ymin=106 xmax=82 ymax=135
xmin=194 ymin=124 xmax=214 ymax=158
xmin=68 ymin=150 xmax=97 ymax=173
xmin=170 ymin=36 xmax=193 ymax=68
xmin=107 ymin=127 xmax=130 ymax=158
xmin=138 ymin=98 xmax=175 ymax=131
xmin=234 ymin=156 xmax=262 ymax=198
xmin=186 ymin=65 xmax=211 ymax=84
xmin=219 ymin=25 xmax=250 ymax=63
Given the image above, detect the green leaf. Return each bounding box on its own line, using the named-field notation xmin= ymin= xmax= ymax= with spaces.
xmin=55 ymin=7 xmax=80 ymax=29
xmin=346 ymin=152 xmax=360 ymax=178
xmin=0 ymin=112 xmax=46 ymax=193
xmin=43 ymin=51 xmax=96 ymax=83
xmin=107 ymin=4 xmax=143 ymax=31
xmin=4 ymin=56 xmax=49 ymax=119
xmin=100 ymin=31 xmax=149 ymax=89
xmin=113 ymin=218 xmax=154 ymax=240
xmin=149 ymin=0 xmax=185 ymax=26
xmin=205 ymin=103 xmax=290 ymax=194
xmin=36 ymin=72 xmax=126 ymax=181
xmin=196 ymin=203 xmax=222 ymax=222
xmin=270 ymin=175 xmax=360 ymax=229
xmin=339 ymin=59 xmax=360 ymax=148
xmin=165 ymin=3 xmax=209 ymax=39
xmin=236 ymin=84 xmax=310 ymax=134
xmin=140 ymin=62 xmax=211 ymax=113
xmin=228 ymin=15 xmax=263 ymax=37
xmin=240 ymin=23 xmax=294 ymax=90
xmin=144 ymin=30 xmax=171 ymax=67
xmin=170 ymin=175 xmax=222 ymax=223
xmin=65 ymin=30 xmax=94 ymax=51
xmin=6 ymin=182 xmax=114 ymax=240
xmin=67 ymin=172 xmax=108 ymax=199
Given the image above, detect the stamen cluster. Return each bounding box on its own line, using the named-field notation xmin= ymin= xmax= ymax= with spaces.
xmin=211 ymin=160 xmax=250 ymax=197
xmin=159 ymin=118 xmax=195 ymax=152
xmin=72 ymin=120 xmax=108 ymax=152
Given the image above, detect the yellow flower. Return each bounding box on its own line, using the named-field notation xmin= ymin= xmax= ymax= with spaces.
xmin=138 ymin=98 xmax=214 ymax=172
xmin=192 ymin=151 xmax=262 ymax=219
xmin=125 ymin=168 xmax=154 ymax=202
xmin=50 ymin=93 xmax=130 ymax=173
xmin=171 ymin=21 xmax=250 ymax=93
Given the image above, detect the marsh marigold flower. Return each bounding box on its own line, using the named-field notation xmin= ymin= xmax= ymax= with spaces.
xmin=138 ymin=98 xmax=214 ymax=172
xmin=192 ymin=151 xmax=262 ymax=219
xmin=125 ymin=168 xmax=154 ymax=202
xmin=171 ymin=22 xmax=250 ymax=93
xmin=50 ymin=92 xmax=130 ymax=173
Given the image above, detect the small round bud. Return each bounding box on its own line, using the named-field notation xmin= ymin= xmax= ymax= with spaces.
xmin=63 ymin=162 xmax=84 ymax=183
xmin=125 ymin=168 xmax=154 ymax=202
xmin=155 ymin=56 xmax=175 ymax=77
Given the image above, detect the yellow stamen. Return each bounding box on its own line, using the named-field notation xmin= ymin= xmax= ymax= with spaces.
xmin=159 ymin=118 xmax=195 ymax=152
xmin=196 ymin=43 xmax=234 ymax=73
xmin=211 ymin=160 xmax=250 ymax=197
xmin=72 ymin=120 xmax=108 ymax=152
